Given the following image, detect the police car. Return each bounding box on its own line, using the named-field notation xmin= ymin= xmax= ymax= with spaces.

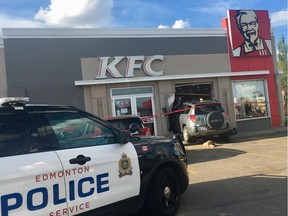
xmin=0 ymin=97 xmax=188 ymax=216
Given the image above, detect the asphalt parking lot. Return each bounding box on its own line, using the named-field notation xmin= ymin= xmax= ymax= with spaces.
xmin=177 ymin=130 xmax=287 ymax=216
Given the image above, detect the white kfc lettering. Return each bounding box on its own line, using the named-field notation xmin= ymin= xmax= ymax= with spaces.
xmin=98 ymin=56 xmax=124 ymax=78
xmin=126 ymin=56 xmax=145 ymax=77
xmin=96 ymin=55 xmax=164 ymax=79
xmin=143 ymin=55 xmax=164 ymax=76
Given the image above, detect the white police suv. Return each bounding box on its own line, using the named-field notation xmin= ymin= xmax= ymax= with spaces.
xmin=0 ymin=97 xmax=188 ymax=216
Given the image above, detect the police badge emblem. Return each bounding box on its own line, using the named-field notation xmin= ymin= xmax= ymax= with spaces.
xmin=118 ymin=153 xmax=133 ymax=178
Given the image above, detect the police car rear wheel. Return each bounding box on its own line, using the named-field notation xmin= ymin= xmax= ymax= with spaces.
xmin=146 ymin=167 xmax=180 ymax=216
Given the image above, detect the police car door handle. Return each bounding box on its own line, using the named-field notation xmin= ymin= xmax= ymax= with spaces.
xmin=69 ymin=155 xmax=91 ymax=165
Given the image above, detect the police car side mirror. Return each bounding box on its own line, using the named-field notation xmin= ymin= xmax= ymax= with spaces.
xmin=120 ymin=131 xmax=131 ymax=144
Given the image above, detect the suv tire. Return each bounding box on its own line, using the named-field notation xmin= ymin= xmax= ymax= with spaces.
xmin=206 ymin=111 xmax=224 ymax=130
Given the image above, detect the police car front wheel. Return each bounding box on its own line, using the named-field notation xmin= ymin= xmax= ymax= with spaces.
xmin=145 ymin=167 xmax=181 ymax=216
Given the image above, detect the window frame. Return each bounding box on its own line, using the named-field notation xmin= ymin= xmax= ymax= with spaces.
xmin=232 ymin=79 xmax=270 ymax=120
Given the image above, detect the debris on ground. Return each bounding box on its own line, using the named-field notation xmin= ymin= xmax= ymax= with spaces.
xmin=203 ymin=140 xmax=216 ymax=148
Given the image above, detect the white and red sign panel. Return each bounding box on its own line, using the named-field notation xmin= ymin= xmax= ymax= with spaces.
xmin=227 ymin=10 xmax=272 ymax=57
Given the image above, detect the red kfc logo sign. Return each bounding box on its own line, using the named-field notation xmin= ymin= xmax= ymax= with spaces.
xmin=228 ymin=10 xmax=272 ymax=57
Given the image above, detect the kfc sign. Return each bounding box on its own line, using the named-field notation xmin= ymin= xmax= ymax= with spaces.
xmin=228 ymin=10 xmax=272 ymax=57
xmin=96 ymin=55 xmax=164 ymax=79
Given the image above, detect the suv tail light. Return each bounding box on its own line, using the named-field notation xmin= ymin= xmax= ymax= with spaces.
xmin=190 ymin=115 xmax=196 ymax=123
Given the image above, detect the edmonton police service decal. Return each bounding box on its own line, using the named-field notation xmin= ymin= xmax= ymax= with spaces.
xmin=118 ymin=153 xmax=133 ymax=178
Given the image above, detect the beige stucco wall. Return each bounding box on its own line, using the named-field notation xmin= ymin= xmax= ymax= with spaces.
xmin=216 ymin=77 xmax=236 ymax=128
xmin=83 ymin=84 xmax=109 ymax=117
xmin=158 ymin=80 xmax=174 ymax=135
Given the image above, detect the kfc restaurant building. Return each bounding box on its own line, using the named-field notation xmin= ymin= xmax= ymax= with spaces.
xmin=0 ymin=10 xmax=284 ymax=135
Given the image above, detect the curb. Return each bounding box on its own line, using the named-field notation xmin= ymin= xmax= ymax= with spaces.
xmin=230 ymin=126 xmax=287 ymax=141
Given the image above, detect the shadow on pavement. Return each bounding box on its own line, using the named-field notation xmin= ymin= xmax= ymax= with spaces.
xmin=185 ymin=147 xmax=246 ymax=165
xmin=178 ymin=174 xmax=287 ymax=216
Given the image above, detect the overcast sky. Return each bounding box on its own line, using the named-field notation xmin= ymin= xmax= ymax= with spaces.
xmin=0 ymin=0 xmax=287 ymax=41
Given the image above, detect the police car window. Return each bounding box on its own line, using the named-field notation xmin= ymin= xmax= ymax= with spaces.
xmin=45 ymin=112 xmax=115 ymax=149
xmin=0 ymin=115 xmax=40 ymax=157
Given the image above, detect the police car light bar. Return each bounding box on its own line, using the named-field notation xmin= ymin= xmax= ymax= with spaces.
xmin=0 ymin=97 xmax=29 ymax=106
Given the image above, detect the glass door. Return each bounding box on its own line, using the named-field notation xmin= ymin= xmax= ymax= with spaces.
xmin=111 ymin=87 xmax=157 ymax=135
xmin=136 ymin=96 xmax=154 ymax=135
xmin=114 ymin=98 xmax=132 ymax=116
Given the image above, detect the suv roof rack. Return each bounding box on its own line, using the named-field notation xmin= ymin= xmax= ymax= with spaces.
xmin=0 ymin=97 xmax=29 ymax=107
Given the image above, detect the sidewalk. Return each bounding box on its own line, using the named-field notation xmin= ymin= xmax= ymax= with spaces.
xmin=230 ymin=126 xmax=287 ymax=142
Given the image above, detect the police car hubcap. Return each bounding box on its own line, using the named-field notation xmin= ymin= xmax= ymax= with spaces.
xmin=164 ymin=186 xmax=171 ymax=198
xmin=162 ymin=179 xmax=176 ymax=208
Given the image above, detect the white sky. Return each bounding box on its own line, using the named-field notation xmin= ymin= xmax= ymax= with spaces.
xmin=0 ymin=0 xmax=286 ymax=41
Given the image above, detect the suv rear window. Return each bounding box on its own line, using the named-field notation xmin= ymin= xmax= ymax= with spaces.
xmin=195 ymin=104 xmax=224 ymax=115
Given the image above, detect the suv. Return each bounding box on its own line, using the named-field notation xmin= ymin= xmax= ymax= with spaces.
xmin=178 ymin=100 xmax=235 ymax=142
xmin=104 ymin=115 xmax=152 ymax=136
xmin=0 ymin=97 xmax=188 ymax=216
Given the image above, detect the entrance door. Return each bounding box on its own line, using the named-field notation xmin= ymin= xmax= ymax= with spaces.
xmin=111 ymin=87 xmax=156 ymax=135
xmin=114 ymin=98 xmax=132 ymax=116
xmin=136 ymin=96 xmax=154 ymax=135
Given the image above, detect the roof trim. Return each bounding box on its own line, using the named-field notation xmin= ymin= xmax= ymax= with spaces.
xmin=2 ymin=28 xmax=226 ymax=39
xmin=75 ymin=70 xmax=269 ymax=86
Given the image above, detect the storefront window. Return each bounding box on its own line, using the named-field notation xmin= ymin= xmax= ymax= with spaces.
xmin=232 ymin=80 xmax=268 ymax=120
